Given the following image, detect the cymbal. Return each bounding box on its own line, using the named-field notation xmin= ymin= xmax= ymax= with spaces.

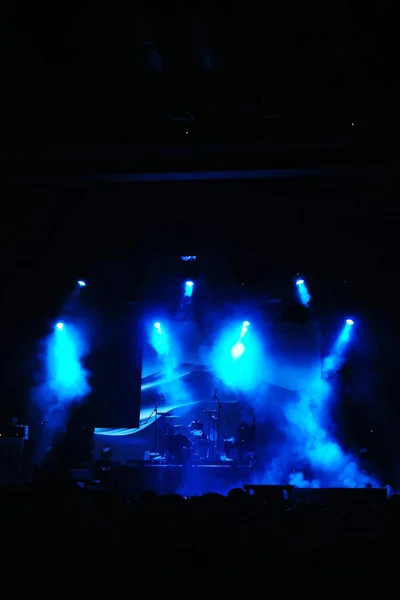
xmin=158 ymin=414 xmax=180 ymax=418
xmin=202 ymin=409 xmax=217 ymax=413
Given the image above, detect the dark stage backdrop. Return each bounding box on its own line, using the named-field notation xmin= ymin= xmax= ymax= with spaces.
xmin=86 ymin=303 xmax=142 ymax=429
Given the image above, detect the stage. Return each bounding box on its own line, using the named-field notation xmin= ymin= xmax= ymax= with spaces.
xmin=71 ymin=462 xmax=388 ymax=506
xmin=89 ymin=461 xmax=254 ymax=496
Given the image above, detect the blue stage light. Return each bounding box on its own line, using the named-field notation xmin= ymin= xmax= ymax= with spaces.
xmin=184 ymin=280 xmax=195 ymax=298
xmin=295 ymin=278 xmax=311 ymax=306
xmin=231 ymin=341 xmax=245 ymax=359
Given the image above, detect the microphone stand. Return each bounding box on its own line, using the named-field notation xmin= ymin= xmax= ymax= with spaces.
xmin=213 ymin=389 xmax=230 ymax=461
xmin=144 ymin=393 xmax=164 ymax=455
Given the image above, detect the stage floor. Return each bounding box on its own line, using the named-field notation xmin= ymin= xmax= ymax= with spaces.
xmin=73 ymin=462 xmax=388 ymax=505
xmin=93 ymin=462 xmax=254 ymax=496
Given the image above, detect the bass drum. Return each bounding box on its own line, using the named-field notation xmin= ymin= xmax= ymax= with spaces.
xmin=189 ymin=419 xmax=204 ymax=438
xmin=164 ymin=434 xmax=192 ymax=464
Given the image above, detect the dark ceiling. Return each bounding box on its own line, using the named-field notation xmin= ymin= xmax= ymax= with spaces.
xmin=2 ymin=0 xmax=399 ymax=145
xmin=1 ymin=1 xmax=399 ymax=357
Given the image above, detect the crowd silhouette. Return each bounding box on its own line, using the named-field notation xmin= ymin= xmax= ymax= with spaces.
xmin=1 ymin=469 xmax=398 ymax=567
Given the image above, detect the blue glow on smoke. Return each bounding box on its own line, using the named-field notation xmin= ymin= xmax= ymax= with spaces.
xmin=210 ymin=319 xmax=266 ymax=392
xmin=46 ymin=322 xmax=91 ymax=402
xmin=31 ymin=320 xmax=92 ymax=463
xmin=32 ymin=321 xmax=91 ymax=410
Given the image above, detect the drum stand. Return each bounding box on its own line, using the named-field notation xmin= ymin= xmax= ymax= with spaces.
xmin=204 ymin=412 xmax=216 ymax=461
xmin=144 ymin=393 xmax=165 ymax=456
xmin=213 ymin=389 xmax=230 ymax=462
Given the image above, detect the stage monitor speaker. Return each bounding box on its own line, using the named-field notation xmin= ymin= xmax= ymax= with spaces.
xmin=292 ymin=487 xmax=387 ymax=507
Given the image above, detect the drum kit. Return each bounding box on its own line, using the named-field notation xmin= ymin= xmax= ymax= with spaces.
xmin=156 ymin=409 xmax=221 ymax=463
xmin=146 ymin=391 xmax=256 ymax=465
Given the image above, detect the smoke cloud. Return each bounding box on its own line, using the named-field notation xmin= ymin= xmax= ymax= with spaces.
xmin=31 ymin=321 xmax=91 ymax=464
